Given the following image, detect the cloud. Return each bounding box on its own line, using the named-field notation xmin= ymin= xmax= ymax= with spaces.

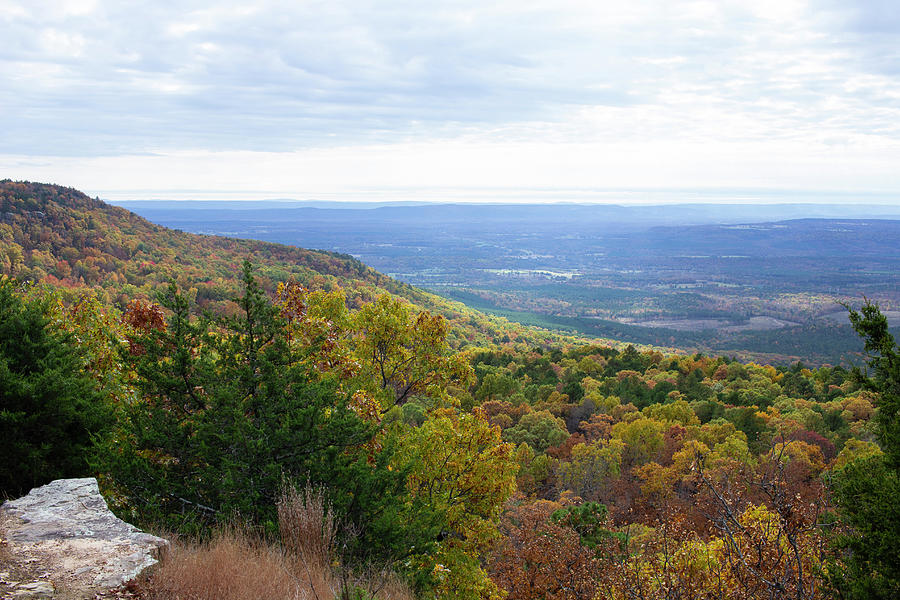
xmin=5 ymin=131 xmax=900 ymax=203
xmin=1 ymin=0 xmax=899 ymax=197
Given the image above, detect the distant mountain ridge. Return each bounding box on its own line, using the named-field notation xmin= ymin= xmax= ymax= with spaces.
xmin=112 ymin=200 xmax=900 ymax=229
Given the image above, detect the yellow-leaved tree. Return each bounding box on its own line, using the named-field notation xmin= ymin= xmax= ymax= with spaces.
xmin=352 ymin=294 xmax=473 ymax=409
xmin=398 ymin=408 xmax=517 ymax=600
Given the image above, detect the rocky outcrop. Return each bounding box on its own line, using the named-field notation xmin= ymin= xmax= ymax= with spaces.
xmin=1 ymin=478 xmax=167 ymax=598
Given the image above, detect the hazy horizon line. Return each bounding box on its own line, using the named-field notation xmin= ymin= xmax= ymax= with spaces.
xmin=99 ymin=185 xmax=900 ymax=206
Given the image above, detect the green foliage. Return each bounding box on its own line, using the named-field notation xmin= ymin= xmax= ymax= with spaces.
xmin=400 ymin=400 xmax=428 ymax=426
xmin=503 ymin=410 xmax=568 ymax=452
xmin=96 ymin=264 xmax=424 ymax=566
xmin=827 ymin=301 xmax=900 ymax=599
xmin=642 ymin=399 xmax=699 ymax=427
xmin=611 ymin=417 xmax=666 ymax=467
xmin=550 ymin=501 xmax=619 ymax=551
xmin=830 ymin=457 xmax=900 ymax=599
xmin=556 ymin=439 xmax=624 ymax=500
xmin=476 ymin=372 xmax=520 ymax=403
xmin=849 ymin=302 xmax=900 ymax=468
xmin=397 ymin=408 xmax=516 ymax=599
xmin=0 ymin=277 xmax=111 ymax=496
xmin=723 ymin=406 xmax=768 ymax=454
xmin=352 ymin=294 xmax=474 ymax=408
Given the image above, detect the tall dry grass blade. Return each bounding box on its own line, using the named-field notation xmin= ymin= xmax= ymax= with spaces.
xmin=278 ymin=483 xmax=339 ymax=599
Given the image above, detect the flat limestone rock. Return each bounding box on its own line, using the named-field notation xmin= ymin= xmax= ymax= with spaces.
xmin=1 ymin=478 xmax=167 ymax=598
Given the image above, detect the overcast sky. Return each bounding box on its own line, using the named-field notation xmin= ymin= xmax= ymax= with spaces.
xmin=1 ymin=0 xmax=899 ymax=202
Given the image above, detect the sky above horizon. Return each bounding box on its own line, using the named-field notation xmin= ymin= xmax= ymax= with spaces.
xmin=2 ymin=0 xmax=899 ymax=203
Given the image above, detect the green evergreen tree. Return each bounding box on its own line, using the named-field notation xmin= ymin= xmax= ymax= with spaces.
xmin=828 ymin=301 xmax=900 ymax=599
xmin=551 ymin=501 xmax=619 ymax=552
xmin=0 ymin=277 xmax=110 ymax=496
xmin=97 ymin=263 xmax=438 ymax=567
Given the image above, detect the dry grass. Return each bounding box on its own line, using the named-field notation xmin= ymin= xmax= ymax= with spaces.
xmin=137 ymin=484 xmax=414 ymax=600
xmin=278 ymin=484 xmax=335 ymax=571
xmin=139 ymin=528 xmax=323 ymax=600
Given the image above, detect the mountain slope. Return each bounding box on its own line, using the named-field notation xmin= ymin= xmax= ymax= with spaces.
xmin=0 ymin=180 xmax=593 ymax=349
xmin=0 ymin=180 xmax=413 ymax=300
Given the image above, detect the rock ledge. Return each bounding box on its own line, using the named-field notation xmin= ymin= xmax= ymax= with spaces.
xmin=1 ymin=478 xmax=167 ymax=597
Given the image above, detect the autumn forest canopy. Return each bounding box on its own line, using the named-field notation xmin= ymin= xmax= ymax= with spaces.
xmin=2 ymin=180 xmax=900 ymax=600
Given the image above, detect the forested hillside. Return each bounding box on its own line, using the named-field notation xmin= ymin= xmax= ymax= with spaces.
xmin=1 ymin=181 xmax=898 ymax=600
xmin=0 ymin=180 xmax=585 ymax=349
xmin=0 ymin=181 xmax=382 ymax=299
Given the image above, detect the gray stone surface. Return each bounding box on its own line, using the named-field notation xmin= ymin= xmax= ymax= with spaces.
xmin=9 ymin=580 xmax=56 ymax=598
xmin=1 ymin=478 xmax=167 ymax=594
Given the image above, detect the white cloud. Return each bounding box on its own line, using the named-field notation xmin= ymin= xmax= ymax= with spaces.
xmin=38 ymin=29 xmax=86 ymax=57
xmin=0 ymin=0 xmax=899 ymax=200
xmin=4 ymin=132 xmax=899 ymax=202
